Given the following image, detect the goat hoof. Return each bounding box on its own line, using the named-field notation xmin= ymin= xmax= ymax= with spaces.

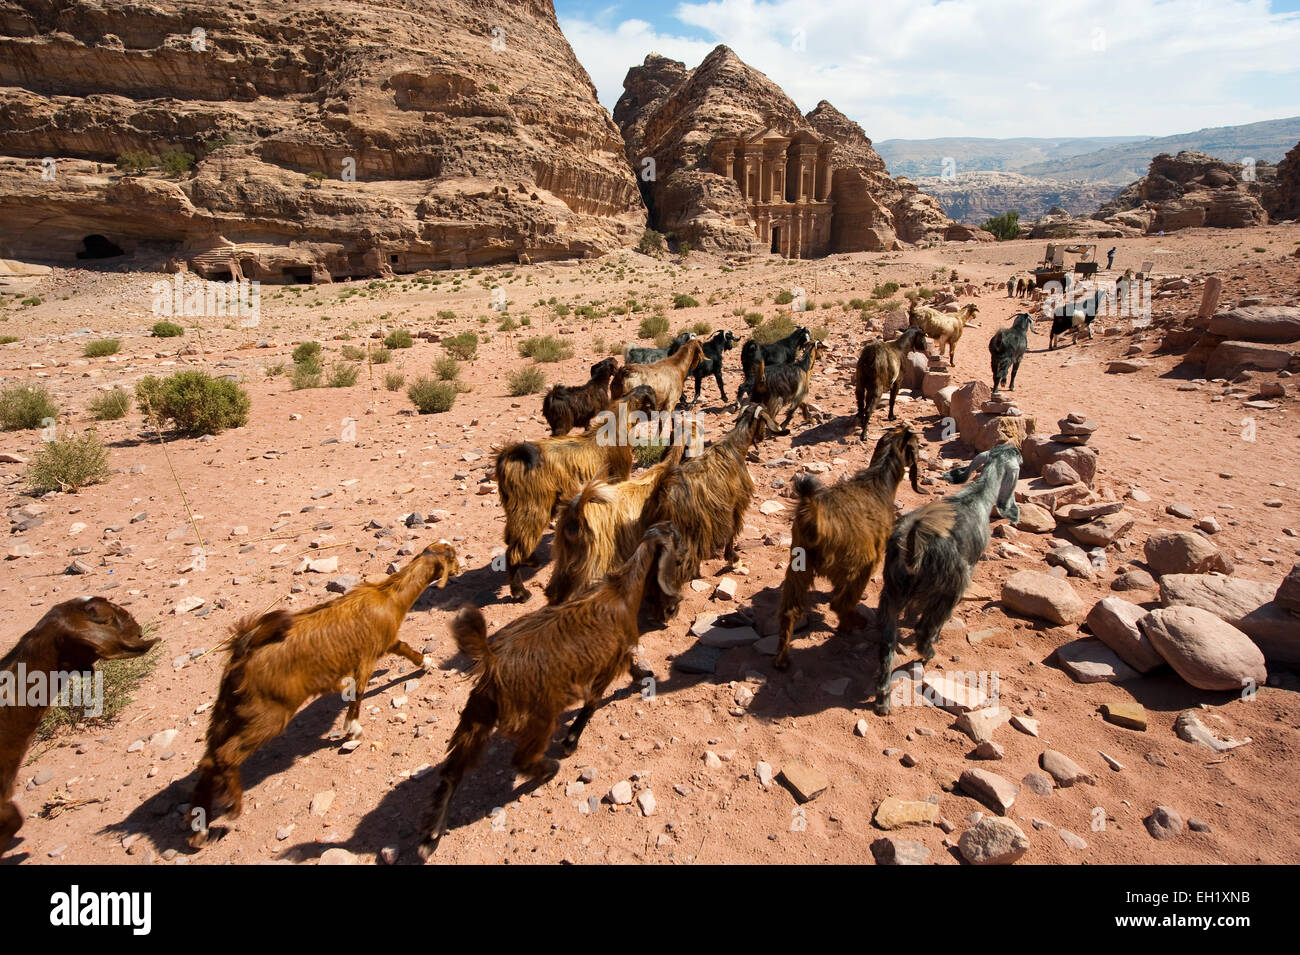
xmin=417 ymin=837 xmax=440 ymax=862
xmin=421 ymin=655 xmax=434 ymax=670
xmin=874 ymin=701 xmax=891 ymax=717
xmin=346 ymin=719 xmax=364 ymax=740
xmin=534 ymin=758 xmax=561 ymax=783
xmin=772 ymin=655 xmax=789 ymax=671
xmin=187 ymin=829 xmax=209 ymax=850
xmin=629 ymin=661 xmax=654 ymax=681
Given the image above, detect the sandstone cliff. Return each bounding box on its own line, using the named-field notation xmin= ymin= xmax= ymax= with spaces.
xmin=0 ymin=0 xmax=645 ymax=280
xmin=1096 ymin=150 xmax=1274 ymax=234
xmin=614 ymin=46 xmax=985 ymax=255
xmin=1263 ymin=140 xmax=1300 ymax=222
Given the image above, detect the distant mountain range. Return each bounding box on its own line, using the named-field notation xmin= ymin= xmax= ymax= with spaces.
xmin=876 ymin=117 xmax=1300 ymax=222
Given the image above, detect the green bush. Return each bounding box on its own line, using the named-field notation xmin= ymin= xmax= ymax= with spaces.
xmin=435 ymin=357 xmax=461 ymax=381
xmin=384 ymin=371 xmax=406 ymax=392
xmin=518 ymin=335 xmax=573 ymax=363
xmin=384 ymin=328 xmax=414 ymax=349
xmin=264 ymin=362 xmax=287 ymax=377
xmin=441 ymin=332 xmax=479 ymax=360
xmin=25 ymin=431 xmax=110 ymax=494
xmin=115 ymin=149 xmax=156 ymax=174
xmin=506 ymin=367 xmax=546 ymax=396
xmin=638 ymin=229 xmax=666 ymax=256
xmin=872 ymin=282 xmax=900 ymax=299
xmin=88 ymin=388 xmax=132 ymax=421
xmin=327 ymin=363 xmax=359 ymax=388
xmin=159 ymin=149 xmax=195 ymax=177
xmin=498 ymin=314 xmax=519 ymax=332
xmin=407 ymin=377 xmax=458 ymax=413
xmin=151 ymin=321 xmax=185 ymax=338
xmin=83 ymin=338 xmax=121 ymax=358
xmin=135 ymin=371 xmax=250 ymax=435
xmin=339 ymin=344 xmax=366 ymax=361
xmin=774 ymin=289 xmax=794 ymax=305
xmin=753 ymin=315 xmax=797 ymax=344
xmin=743 ymin=311 xmax=763 ymax=327
xmin=690 ymin=321 xmax=711 ymax=335
xmin=292 ymin=341 xmax=321 ymax=364
xmin=0 ymin=384 xmax=58 ymax=431
xmin=672 ymin=293 xmax=699 ymax=309
xmin=369 ymin=345 xmax=392 ymax=364
xmin=980 ymin=211 xmax=1021 ymax=241
xmin=638 ymin=314 xmax=669 ymax=340
xmin=0 ymin=335 xmax=19 ymax=345
xmin=291 ymin=362 xmax=323 ymax=390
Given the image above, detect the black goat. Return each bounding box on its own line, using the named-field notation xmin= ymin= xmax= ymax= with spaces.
xmin=988 ymin=312 xmax=1035 ymax=392
xmin=685 ymin=330 xmax=741 ymax=404
xmin=1049 ymin=289 xmax=1108 ymax=349
xmin=735 ymin=326 xmax=811 ymax=403
xmin=541 ymin=358 xmax=619 ymax=435
xmin=872 ymin=443 xmax=1022 ymax=715
xmin=625 ymin=332 xmax=693 ymax=366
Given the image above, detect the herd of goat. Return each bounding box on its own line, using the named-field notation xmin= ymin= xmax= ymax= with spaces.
xmin=5 ymin=288 xmax=1121 ymax=862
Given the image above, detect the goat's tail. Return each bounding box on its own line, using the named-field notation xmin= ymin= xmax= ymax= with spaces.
xmin=450 ymin=605 xmax=493 ymax=674
xmin=898 ymin=520 xmax=932 ymax=576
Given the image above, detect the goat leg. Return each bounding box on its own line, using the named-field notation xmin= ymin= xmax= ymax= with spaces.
xmin=873 ymin=597 xmax=902 ymax=716
xmin=390 ymin=638 xmax=430 ymax=670
xmin=1 ymin=799 xmax=22 ymax=855
xmin=773 ymin=569 xmax=812 ymax=671
xmin=419 ymin=692 xmax=496 ymax=859
xmin=887 ymin=380 xmax=900 ymax=421
xmin=562 ymin=701 xmax=599 ymax=755
xmin=343 ymin=662 xmax=372 ymax=740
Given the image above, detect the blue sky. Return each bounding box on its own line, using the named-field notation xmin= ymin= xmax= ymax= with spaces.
xmin=555 ymin=0 xmax=1300 ymax=140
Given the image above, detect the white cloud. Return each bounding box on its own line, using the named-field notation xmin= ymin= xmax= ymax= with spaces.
xmin=560 ymin=0 xmax=1300 ymax=140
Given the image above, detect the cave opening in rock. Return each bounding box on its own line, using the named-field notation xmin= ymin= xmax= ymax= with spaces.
xmin=207 ymin=269 xmax=233 ymax=283
xmin=282 ymin=267 xmax=313 ymax=283
xmin=770 ymin=225 xmax=782 ymax=256
xmin=77 ymin=234 xmax=124 ymax=259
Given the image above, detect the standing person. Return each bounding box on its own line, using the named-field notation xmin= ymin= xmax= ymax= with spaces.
xmin=1106 ymin=247 xmax=1116 ymax=270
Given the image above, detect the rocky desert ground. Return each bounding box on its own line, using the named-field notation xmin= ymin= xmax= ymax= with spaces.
xmin=2 ymin=222 xmax=1298 ymax=866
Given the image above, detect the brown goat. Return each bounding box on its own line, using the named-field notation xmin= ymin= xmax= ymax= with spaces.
xmin=187 ymin=542 xmax=458 ymax=847
xmin=495 ymin=386 xmax=657 ymax=600
xmin=545 ymin=439 xmax=686 ymax=610
xmin=854 ymin=326 xmax=929 ymax=440
xmin=2 ymin=597 xmax=155 ymax=855
xmin=611 ymin=338 xmax=705 ymax=411
xmin=418 ymin=523 xmax=681 ymax=858
xmin=541 ymin=357 xmax=619 ymax=436
xmin=643 ymin=402 xmax=780 ymax=593
xmin=772 ymin=425 xmax=923 ymax=670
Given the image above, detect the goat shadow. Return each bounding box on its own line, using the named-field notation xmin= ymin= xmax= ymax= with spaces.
xmin=727 ymin=583 xmax=919 ymax=721
xmin=277 ymin=661 xmax=699 ymax=864
xmin=97 ymin=666 xmax=418 ymax=854
xmin=413 ymin=545 xmax=554 ymax=611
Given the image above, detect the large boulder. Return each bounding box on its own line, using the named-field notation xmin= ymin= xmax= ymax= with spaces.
xmin=1160 ymin=572 xmax=1300 ymax=666
xmin=1086 ymin=597 xmax=1165 ymax=673
xmin=949 ymin=380 xmax=992 ymax=437
xmin=1207 ymin=307 xmax=1300 ymax=344
xmin=1204 ymin=341 xmax=1295 ymax=379
xmin=1020 ymin=435 xmax=1099 ymax=487
xmin=1138 ymin=606 xmax=1268 ymax=691
xmin=1002 ymin=571 xmax=1087 ymax=625
xmin=1143 ymin=530 xmax=1233 ymax=577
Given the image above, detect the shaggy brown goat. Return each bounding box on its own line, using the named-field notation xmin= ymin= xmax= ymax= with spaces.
xmin=611 ymin=338 xmax=705 ymax=411
xmin=187 ymin=542 xmax=458 ymax=847
xmin=496 ymin=386 xmax=657 ymax=600
xmin=772 ymin=425 xmax=922 ymax=670
xmin=909 ymin=301 xmax=978 ymax=364
xmin=2 ymin=597 xmax=155 ymax=855
xmin=541 ymin=357 xmax=619 ymax=436
xmin=545 ymin=440 xmax=686 ymax=610
xmin=418 ymin=523 xmax=681 ymax=858
xmin=854 ymin=326 xmax=929 ymax=440
xmin=642 ymin=402 xmax=781 ymax=592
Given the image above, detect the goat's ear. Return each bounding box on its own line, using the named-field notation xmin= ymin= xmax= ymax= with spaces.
xmin=436 ymin=554 xmax=454 ymax=588
xmin=64 ymin=603 xmax=156 ymax=660
xmin=655 ymin=536 xmax=679 ymax=598
xmin=907 ymin=435 xmax=923 ymax=494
